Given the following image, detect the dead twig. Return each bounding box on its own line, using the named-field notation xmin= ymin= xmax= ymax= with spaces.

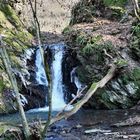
xmin=103 ymin=49 xmax=113 ymax=59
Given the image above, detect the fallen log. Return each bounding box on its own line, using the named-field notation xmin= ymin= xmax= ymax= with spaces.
xmin=50 ymin=64 xmax=117 ymax=125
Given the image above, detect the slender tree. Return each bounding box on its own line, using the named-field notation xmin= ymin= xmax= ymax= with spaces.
xmin=28 ymin=0 xmax=52 ymax=139
xmin=0 ymin=36 xmax=31 ymax=140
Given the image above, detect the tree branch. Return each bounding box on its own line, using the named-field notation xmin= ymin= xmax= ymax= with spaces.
xmin=132 ymin=0 xmax=140 ymax=20
xmin=50 ymin=64 xmax=117 ymax=125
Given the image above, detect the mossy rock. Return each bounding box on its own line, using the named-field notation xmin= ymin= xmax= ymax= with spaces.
xmin=64 ymin=23 xmax=140 ymax=109
xmin=70 ymin=0 xmax=101 ymax=25
xmin=0 ymin=1 xmax=33 ymax=52
xmin=70 ymin=3 xmax=96 ymax=25
xmin=70 ymin=0 xmax=128 ymax=25
xmin=0 ymin=1 xmax=33 ymax=113
xmin=0 ymin=79 xmax=5 ymax=93
xmin=0 ymin=2 xmax=33 ymax=68
xmin=130 ymin=22 xmax=140 ymax=59
xmin=103 ymin=0 xmax=128 ymax=7
xmin=91 ymin=67 xmax=140 ymax=109
xmin=0 ymin=1 xmax=22 ymax=29
xmin=72 ymin=33 xmax=116 ymax=85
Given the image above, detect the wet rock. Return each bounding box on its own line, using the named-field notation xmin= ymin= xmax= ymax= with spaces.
xmin=62 ymin=49 xmax=79 ymax=102
xmin=21 ymin=84 xmax=48 ymax=110
xmin=85 ymin=129 xmax=111 ymax=134
xmin=0 ymin=2 xmax=33 ymax=114
xmin=0 ymin=89 xmax=18 ymax=114
xmin=76 ymin=124 xmax=82 ymax=128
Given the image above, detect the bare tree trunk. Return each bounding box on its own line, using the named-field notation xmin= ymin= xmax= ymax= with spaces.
xmin=28 ymin=0 xmax=52 ymax=139
xmin=0 ymin=44 xmax=30 ymax=140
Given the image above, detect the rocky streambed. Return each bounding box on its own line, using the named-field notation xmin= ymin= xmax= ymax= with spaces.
xmin=1 ymin=109 xmax=140 ymax=140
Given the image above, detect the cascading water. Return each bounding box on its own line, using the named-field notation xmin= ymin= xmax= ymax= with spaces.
xmin=29 ymin=43 xmax=72 ymax=112
xmin=35 ymin=49 xmax=48 ymax=86
xmin=70 ymin=67 xmax=83 ymax=94
xmin=51 ymin=44 xmax=67 ymax=110
xmin=70 ymin=67 xmax=83 ymax=99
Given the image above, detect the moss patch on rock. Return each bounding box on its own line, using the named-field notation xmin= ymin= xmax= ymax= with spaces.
xmin=0 ymin=1 xmax=33 ymax=113
xmin=130 ymin=22 xmax=140 ymax=60
xmin=70 ymin=0 xmax=129 ymax=25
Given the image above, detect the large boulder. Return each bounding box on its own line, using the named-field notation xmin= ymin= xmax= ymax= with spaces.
xmin=64 ymin=1 xmax=140 ymax=109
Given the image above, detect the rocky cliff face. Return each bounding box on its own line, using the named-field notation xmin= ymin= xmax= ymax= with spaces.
xmin=63 ymin=0 xmax=140 ymax=109
xmin=0 ymin=0 xmax=33 ymax=113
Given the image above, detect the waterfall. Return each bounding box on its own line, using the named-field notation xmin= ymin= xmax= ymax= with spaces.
xmin=28 ymin=43 xmax=72 ymax=112
xmin=35 ymin=49 xmax=48 ymax=86
xmin=51 ymin=44 xmax=67 ymax=110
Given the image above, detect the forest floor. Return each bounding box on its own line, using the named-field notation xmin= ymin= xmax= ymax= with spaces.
xmin=46 ymin=109 xmax=140 ymax=140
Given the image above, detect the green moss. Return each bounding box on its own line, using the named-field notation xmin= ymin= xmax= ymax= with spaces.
xmin=0 ymin=79 xmax=5 ymax=93
xmin=0 ymin=125 xmax=5 ymax=135
xmin=3 ymin=30 xmax=31 ymax=54
xmin=0 ymin=2 xmax=22 ymax=29
xmin=121 ymin=68 xmax=140 ymax=85
xmin=91 ymin=82 xmax=97 ymax=90
xmin=75 ymin=32 xmax=115 ymax=84
xmin=130 ymin=22 xmax=140 ymax=59
xmin=76 ymin=33 xmax=88 ymax=45
xmin=70 ymin=0 xmax=128 ymax=25
xmin=81 ymin=39 xmax=114 ymax=64
xmin=81 ymin=34 xmax=103 ymax=53
xmin=0 ymin=2 xmax=33 ymax=111
xmin=70 ymin=0 xmax=96 ymax=25
xmin=75 ymin=34 xmax=114 ymax=57
xmin=0 ymin=11 xmax=10 ymax=26
xmin=115 ymin=59 xmax=128 ymax=68
xmin=103 ymin=0 xmax=127 ymax=7
xmin=132 ymin=68 xmax=140 ymax=80
xmin=99 ymin=89 xmax=134 ymax=109
xmin=109 ymin=6 xmax=126 ymax=19
xmin=62 ymin=26 xmax=73 ymax=34
xmin=120 ymin=67 xmax=140 ymax=101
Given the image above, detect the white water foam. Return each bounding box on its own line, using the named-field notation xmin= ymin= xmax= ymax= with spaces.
xmin=51 ymin=44 xmax=67 ymax=110
xmin=28 ymin=44 xmax=73 ymax=113
xmin=71 ymin=67 xmax=83 ymax=94
xmin=35 ymin=49 xmax=48 ymax=86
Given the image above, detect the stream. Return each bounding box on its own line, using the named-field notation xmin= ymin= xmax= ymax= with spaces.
xmin=0 ymin=109 xmax=140 ymax=139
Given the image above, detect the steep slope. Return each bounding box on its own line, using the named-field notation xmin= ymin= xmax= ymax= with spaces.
xmin=0 ymin=0 xmax=33 ymax=113
xmin=63 ymin=0 xmax=140 ymax=109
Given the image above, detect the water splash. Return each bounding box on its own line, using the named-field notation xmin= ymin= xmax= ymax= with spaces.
xmin=70 ymin=67 xmax=83 ymax=94
xmin=35 ymin=49 xmax=48 ymax=86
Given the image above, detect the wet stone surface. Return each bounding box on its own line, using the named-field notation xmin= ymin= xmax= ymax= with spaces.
xmin=45 ymin=109 xmax=140 ymax=140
